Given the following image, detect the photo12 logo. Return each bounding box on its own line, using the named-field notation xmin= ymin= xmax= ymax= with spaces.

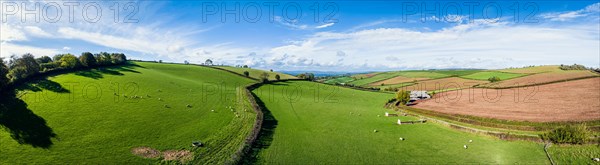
xmin=0 ymin=1 xmax=139 ymax=23
xmin=401 ymin=1 xmax=539 ymax=23
xmin=200 ymin=2 xmax=339 ymax=24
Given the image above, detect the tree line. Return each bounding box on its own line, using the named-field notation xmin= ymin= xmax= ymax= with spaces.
xmin=0 ymin=52 xmax=127 ymax=91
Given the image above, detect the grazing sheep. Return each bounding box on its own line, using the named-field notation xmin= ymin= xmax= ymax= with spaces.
xmin=373 ymin=129 xmax=377 ymax=133
xmin=399 ymin=137 xmax=404 ymax=141
xmin=463 ymin=145 xmax=468 ymax=149
xmin=592 ymin=158 xmax=600 ymax=162
xmin=377 ymin=115 xmax=380 ymax=117
xmin=211 ymin=110 xmax=215 ymax=112
xmin=469 ymin=140 xmax=473 ymax=143
xmin=186 ymin=104 xmax=192 ymax=108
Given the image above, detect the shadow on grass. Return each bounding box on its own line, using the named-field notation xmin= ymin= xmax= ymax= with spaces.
xmin=0 ymin=90 xmax=57 ymax=148
xmin=16 ymin=79 xmax=70 ymax=93
xmin=243 ymin=92 xmax=278 ymax=164
xmin=74 ymin=63 xmax=142 ymax=79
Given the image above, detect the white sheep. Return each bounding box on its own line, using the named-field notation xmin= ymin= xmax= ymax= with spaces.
xmin=463 ymin=145 xmax=468 ymax=149
xmin=592 ymin=158 xmax=600 ymax=162
xmin=373 ymin=129 xmax=377 ymax=133
xmin=469 ymin=140 xmax=473 ymax=143
xmin=399 ymin=137 xmax=404 ymax=141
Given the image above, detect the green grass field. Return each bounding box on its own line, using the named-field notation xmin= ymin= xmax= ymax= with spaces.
xmin=0 ymin=62 xmax=257 ymax=164
xmin=460 ymin=71 xmax=527 ymax=80
xmin=547 ymin=144 xmax=600 ymax=164
xmin=214 ymin=66 xmax=296 ymax=80
xmin=324 ymin=77 xmax=354 ymax=84
xmin=250 ymin=81 xmax=549 ymax=164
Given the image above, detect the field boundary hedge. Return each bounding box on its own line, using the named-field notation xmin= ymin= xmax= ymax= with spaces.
xmin=398 ymin=105 xmax=600 ymax=132
xmin=390 ymin=106 xmax=543 ymax=142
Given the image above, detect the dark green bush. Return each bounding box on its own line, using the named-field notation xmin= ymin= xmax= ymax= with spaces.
xmin=540 ymin=125 xmax=590 ymax=144
xmin=488 ymin=76 xmax=501 ymax=82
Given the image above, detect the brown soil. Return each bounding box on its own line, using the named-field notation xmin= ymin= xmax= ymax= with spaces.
xmin=482 ymin=70 xmax=598 ymax=88
xmin=413 ymin=78 xmax=600 ymax=122
xmin=163 ymin=150 xmax=194 ymax=163
xmin=131 ymin=147 xmax=161 ymax=159
xmin=400 ymin=77 xmax=488 ymax=91
xmin=370 ymin=76 xmax=429 ymax=86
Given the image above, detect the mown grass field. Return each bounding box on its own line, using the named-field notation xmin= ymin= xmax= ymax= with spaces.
xmin=0 ymin=62 xmax=257 ymax=164
xmin=460 ymin=71 xmax=527 ymax=80
xmin=250 ymin=81 xmax=549 ymax=164
xmin=215 ymin=66 xmax=296 ymax=80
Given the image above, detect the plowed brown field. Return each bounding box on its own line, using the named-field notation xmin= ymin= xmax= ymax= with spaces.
xmin=413 ymin=78 xmax=600 ymax=122
xmin=481 ymin=70 xmax=598 ymax=88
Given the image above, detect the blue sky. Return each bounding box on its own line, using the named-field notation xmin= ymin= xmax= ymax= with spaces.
xmin=1 ymin=0 xmax=599 ymax=71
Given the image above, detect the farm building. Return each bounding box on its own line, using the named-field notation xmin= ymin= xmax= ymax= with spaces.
xmin=409 ymin=91 xmax=431 ymax=101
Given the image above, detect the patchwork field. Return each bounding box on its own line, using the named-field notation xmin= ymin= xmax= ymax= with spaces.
xmin=369 ymin=76 xmax=430 ymax=86
xmin=215 ymin=66 xmax=296 ymax=80
xmin=0 ymin=62 xmax=257 ymax=164
xmin=396 ymin=77 xmax=488 ymax=91
xmin=413 ymin=78 xmax=600 ymax=122
xmin=482 ymin=70 xmax=598 ymax=88
xmin=249 ymin=81 xmax=549 ymax=164
xmin=324 ymin=76 xmax=355 ymax=84
xmin=498 ymin=65 xmax=561 ymax=74
xmin=351 ymin=71 xmax=452 ymax=86
xmin=547 ymin=145 xmax=600 ymax=164
xmin=461 ymin=71 xmax=527 ymax=80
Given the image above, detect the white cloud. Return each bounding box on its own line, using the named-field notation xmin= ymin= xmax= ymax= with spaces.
xmin=0 ymin=42 xmax=59 ymax=58
xmin=63 ymin=47 xmax=71 ymax=50
xmin=541 ymin=3 xmax=599 ymax=21
xmin=264 ymin=19 xmax=599 ymax=71
xmin=274 ymin=16 xmax=336 ymax=30
xmin=315 ymin=23 xmax=335 ymax=29
xmin=23 ymin=26 xmax=52 ymax=38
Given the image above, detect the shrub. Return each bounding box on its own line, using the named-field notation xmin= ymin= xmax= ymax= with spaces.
xmin=243 ymin=71 xmax=249 ymax=77
xmin=488 ymin=76 xmax=501 ymax=82
xmin=395 ymin=90 xmax=410 ymax=105
xmin=540 ymin=125 xmax=590 ymax=144
xmin=559 ymin=64 xmax=587 ymax=70
xmin=275 ymin=74 xmax=281 ymax=80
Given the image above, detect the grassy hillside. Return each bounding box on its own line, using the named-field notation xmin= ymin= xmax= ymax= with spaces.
xmin=498 ymin=65 xmax=561 ymax=74
xmin=214 ymin=66 xmax=296 ymax=80
xmin=460 ymin=71 xmax=526 ymax=80
xmin=350 ymin=71 xmax=452 ymax=86
xmin=0 ymin=62 xmax=257 ymax=164
xmin=249 ymin=81 xmax=548 ymax=164
xmin=324 ymin=77 xmax=354 ymax=84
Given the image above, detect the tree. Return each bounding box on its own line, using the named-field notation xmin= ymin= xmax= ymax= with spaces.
xmin=8 ymin=54 xmax=40 ymax=81
xmin=270 ymin=69 xmax=273 ymax=72
xmin=59 ymin=54 xmax=80 ymax=69
xmin=53 ymin=54 xmax=65 ymax=62
xmin=297 ymin=72 xmax=315 ymax=81
xmin=184 ymin=60 xmax=190 ymax=65
xmin=259 ymin=72 xmax=269 ymax=82
xmin=243 ymin=71 xmax=249 ymax=77
xmin=35 ymin=56 xmax=52 ymax=64
xmin=242 ymin=65 xmax=248 ymax=68
xmin=488 ymin=76 xmax=501 ymax=82
xmin=275 ymin=74 xmax=281 ymax=80
xmin=79 ymin=52 xmax=97 ymax=67
xmin=110 ymin=53 xmax=127 ymax=64
xmin=395 ymin=90 xmax=410 ymax=105
xmin=95 ymin=52 xmax=112 ymax=65
xmin=205 ymin=59 xmax=213 ymax=65
xmin=0 ymin=58 xmax=9 ymax=90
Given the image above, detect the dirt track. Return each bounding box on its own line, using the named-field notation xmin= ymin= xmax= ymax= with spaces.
xmin=413 ymin=78 xmax=600 ymax=122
